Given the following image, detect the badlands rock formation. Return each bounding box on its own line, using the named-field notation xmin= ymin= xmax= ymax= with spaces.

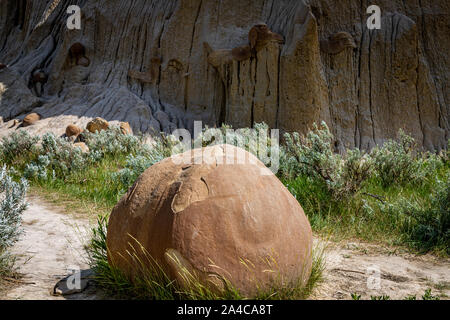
xmin=0 ymin=0 xmax=448 ymax=151
xmin=106 ymin=145 xmax=313 ymax=295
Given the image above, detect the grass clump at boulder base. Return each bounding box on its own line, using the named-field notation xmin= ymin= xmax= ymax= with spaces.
xmin=0 ymin=122 xmax=448 ymax=298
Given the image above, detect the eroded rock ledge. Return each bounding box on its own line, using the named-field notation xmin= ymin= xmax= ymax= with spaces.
xmin=0 ymin=0 xmax=448 ymax=151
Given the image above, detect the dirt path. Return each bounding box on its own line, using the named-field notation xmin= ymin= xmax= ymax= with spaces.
xmin=2 ymin=197 xmax=449 ymax=300
xmin=312 ymin=241 xmax=450 ymax=300
xmin=3 ymin=196 xmax=97 ymax=300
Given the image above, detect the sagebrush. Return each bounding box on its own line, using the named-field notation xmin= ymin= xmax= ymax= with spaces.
xmin=0 ymin=166 xmax=28 ymax=278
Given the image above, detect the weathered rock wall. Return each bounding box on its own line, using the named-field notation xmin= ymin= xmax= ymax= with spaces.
xmin=0 ymin=0 xmax=448 ymax=150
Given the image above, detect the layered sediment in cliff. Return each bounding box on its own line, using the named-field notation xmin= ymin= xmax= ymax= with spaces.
xmin=0 ymin=0 xmax=448 ymax=151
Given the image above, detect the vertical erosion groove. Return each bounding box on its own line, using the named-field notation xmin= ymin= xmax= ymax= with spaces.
xmin=184 ymin=0 xmax=203 ymax=112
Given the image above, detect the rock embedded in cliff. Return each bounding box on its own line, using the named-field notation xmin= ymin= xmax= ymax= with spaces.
xmin=69 ymin=43 xmax=90 ymax=67
xmin=231 ymin=45 xmax=253 ymax=62
xmin=249 ymin=23 xmax=285 ymax=52
xmin=320 ymin=32 xmax=356 ymax=55
xmin=106 ymin=144 xmax=313 ymax=296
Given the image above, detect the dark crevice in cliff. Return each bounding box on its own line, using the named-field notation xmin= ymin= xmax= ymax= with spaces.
xmin=112 ymin=1 xmax=134 ymax=75
xmin=413 ymin=17 xmax=425 ymax=146
xmin=355 ymin=4 xmax=365 ymax=149
xmin=354 ymin=47 xmax=360 ymax=149
xmin=184 ymin=0 xmax=203 ymax=112
xmin=367 ymin=29 xmax=376 ymax=146
xmin=251 ymin=57 xmax=258 ymax=128
xmin=15 ymin=0 xmax=27 ymax=29
xmin=275 ymin=45 xmax=281 ymax=128
xmin=218 ymin=73 xmax=226 ymax=126
xmin=138 ymin=25 xmax=147 ymax=97
xmin=415 ymin=65 xmax=425 ymax=147
xmin=417 ymin=0 xmax=447 ymax=133
xmin=156 ymin=6 xmax=173 ymax=113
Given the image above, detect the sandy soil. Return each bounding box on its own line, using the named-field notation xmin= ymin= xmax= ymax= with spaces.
xmin=2 ymin=196 xmax=97 ymax=300
xmin=312 ymin=241 xmax=450 ymax=300
xmin=1 ymin=196 xmax=449 ymax=300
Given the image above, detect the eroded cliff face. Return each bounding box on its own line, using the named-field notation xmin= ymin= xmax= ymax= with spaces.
xmin=0 ymin=0 xmax=448 ymax=151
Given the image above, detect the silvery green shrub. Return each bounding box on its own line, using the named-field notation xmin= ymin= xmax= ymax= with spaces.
xmin=23 ymin=155 xmax=55 ymax=181
xmin=378 ymin=175 xmax=449 ymax=253
xmin=370 ymin=130 xmax=425 ymax=187
xmin=113 ymin=155 xmax=156 ymax=188
xmin=194 ymin=122 xmax=273 ymax=158
xmin=84 ymin=126 xmax=142 ymax=156
xmin=421 ymin=152 xmax=445 ymax=175
xmin=24 ymin=162 xmax=47 ymax=181
xmin=281 ymin=121 xmax=336 ymax=180
xmin=0 ymin=130 xmax=39 ymax=165
xmin=40 ymin=133 xmax=86 ymax=175
xmin=21 ymin=133 xmax=87 ymax=182
xmin=113 ymin=137 xmax=175 ymax=191
xmin=408 ymin=177 xmax=449 ymax=252
xmin=0 ymin=166 xmax=28 ymax=257
xmin=439 ymin=140 xmax=450 ymax=164
xmin=337 ymin=148 xmax=374 ymax=196
xmin=281 ymin=122 xmax=373 ymax=199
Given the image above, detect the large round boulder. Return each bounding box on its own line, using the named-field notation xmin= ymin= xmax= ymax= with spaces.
xmin=106 ymin=144 xmax=312 ymax=296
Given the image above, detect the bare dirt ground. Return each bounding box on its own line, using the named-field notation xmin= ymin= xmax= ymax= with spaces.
xmin=312 ymin=241 xmax=450 ymax=300
xmin=1 ymin=196 xmax=449 ymax=300
xmin=2 ymin=195 xmax=98 ymax=300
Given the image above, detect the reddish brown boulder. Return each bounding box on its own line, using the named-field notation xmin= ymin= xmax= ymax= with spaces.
xmin=0 ymin=63 xmax=6 ymax=70
xmin=22 ymin=113 xmax=41 ymax=127
xmin=86 ymin=117 xmax=109 ymax=133
xmin=119 ymin=122 xmax=133 ymax=135
xmin=106 ymin=144 xmax=312 ymax=296
xmin=73 ymin=142 xmax=89 ymax=153
xmin=65 ymin=124 xmax=83 ymax=138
